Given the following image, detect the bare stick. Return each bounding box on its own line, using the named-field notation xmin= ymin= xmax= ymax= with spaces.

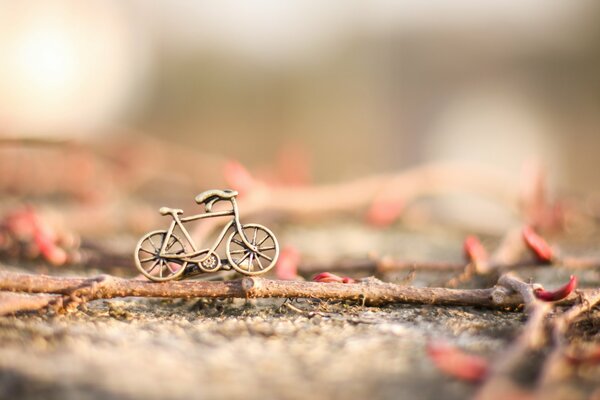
xmin=0 ymin=292 xmax=58 ymax=316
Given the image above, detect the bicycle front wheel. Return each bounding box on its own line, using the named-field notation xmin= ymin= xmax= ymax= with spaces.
xmin=226 ymin=224 xmax=279 ymax=275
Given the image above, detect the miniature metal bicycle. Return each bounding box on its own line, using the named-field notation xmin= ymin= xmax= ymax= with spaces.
xmin=134 ymin=189 xmax=279 ymax=282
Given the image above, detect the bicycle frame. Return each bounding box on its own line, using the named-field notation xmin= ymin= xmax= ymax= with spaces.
xmin=134 ymin=190 xmax=280 ymax=281
xmin=158 ymin=198 xmax=254 ymax=262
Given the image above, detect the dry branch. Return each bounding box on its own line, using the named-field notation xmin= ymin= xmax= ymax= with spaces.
xmin=0 ymin=269 xmax=590 ymax=314
xmin=248 ymin=161 xmax=519 ymax=217
xmin=476 ymin=274 xmax=600 ymax=399
xmin=192 ymin=161 xmax=520 ymax=241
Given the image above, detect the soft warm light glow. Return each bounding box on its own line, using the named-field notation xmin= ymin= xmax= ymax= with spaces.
xmin=15 ymin=24 xmax=77 ymax=95
xmin=0 ymin=1 xmax=145 ymax=136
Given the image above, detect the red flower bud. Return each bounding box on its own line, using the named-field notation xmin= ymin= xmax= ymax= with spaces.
xmin=365 ymin=197 xmax=405 ymax=227
xmin=463 ymin=235 xmax=488 ymax=264
xmin=533 ymin=275 xmax=577 ymax=302
xmin=44 ymin=246 xmax=68 ymax=266
xmin=33 ymin=229 xmax=66 ymax=266
xmin=4 ymin=206 xmax=68 ymax=266
xmin=313 ymin=272 xmax=342 ymax=283
xmin=522 ymin=226 xmax=554 ymax=262
xmin=312 ymin=272 xmax=356 ymax=284
xmin=427 ymin=342 xmax=488 ymax=383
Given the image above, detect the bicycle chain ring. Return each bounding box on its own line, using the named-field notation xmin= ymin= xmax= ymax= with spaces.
xmin=198 ymin=250 xmax=221 ymax=272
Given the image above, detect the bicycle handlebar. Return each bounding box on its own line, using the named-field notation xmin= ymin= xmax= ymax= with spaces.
xmin=159 ymin=207 xmax=183 ymax=216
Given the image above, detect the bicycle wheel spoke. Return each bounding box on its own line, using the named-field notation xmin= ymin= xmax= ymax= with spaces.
xmin=256 ymin=251 xmax=273 ymax=262
xmin=135 ymin=232 xmax=188 ymax=280
xmin=148 ymin=235 xmax=158 ymax=250
xmin=256 ymin=235 xmax=270 ymax=246
xmin=256 ymin=256 xmax=264 ymax=270
xmin=237 ymin=252 xmax=250 ymax=265
xmin=248 ymin=253 xmax=254 ymax=271
xmin=147 ymin=259 xmax=160 ymax=273
xmin=165 ymin=261 xmax=176 ymax=273
xmin=226 ymin=226 xmax=277 ymax=274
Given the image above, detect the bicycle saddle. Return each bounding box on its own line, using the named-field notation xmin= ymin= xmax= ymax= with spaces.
xmin=194 ymin=189 xmax=238 ymax=204
xmin=159 ymin=207 xmax=183 ymax=216
xmin=195 ymin=189 xmax=238 ymax=212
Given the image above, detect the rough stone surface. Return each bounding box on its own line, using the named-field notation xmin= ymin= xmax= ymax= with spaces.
xmin=0 ymin=297 xmax=526 ymax=400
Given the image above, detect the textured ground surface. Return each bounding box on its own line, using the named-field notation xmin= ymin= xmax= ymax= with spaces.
xmin=0 ymin=225 xmax=599 ymax=399
xmin=0 ymin=297 xmax=525 ymax=400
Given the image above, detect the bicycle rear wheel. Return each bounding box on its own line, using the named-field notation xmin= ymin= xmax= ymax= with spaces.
xmin=134 ymin=230 xmax=187 ymax=282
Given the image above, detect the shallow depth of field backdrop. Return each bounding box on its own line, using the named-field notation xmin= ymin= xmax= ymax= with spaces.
xmin=1 ymin=1 xmax=599 ymax=190
xmin=1 ymin=2 xmax=600 ymax=400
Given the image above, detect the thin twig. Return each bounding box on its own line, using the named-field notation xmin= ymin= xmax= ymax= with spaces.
xmin=536 ymin=288 xmax=600 ymax=395
xmin=476 ymin=273 xmax=553 ymax=399
xmin=297 ymin=255 xmax=600 ymax=276
xmin=299 ymin=257 xmax=466 ymax=274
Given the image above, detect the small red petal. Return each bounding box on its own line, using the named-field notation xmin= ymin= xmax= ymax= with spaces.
xmin=275 ymin=246 xmax=301 ymax=280
xmin=522 ymin=226 xmax=554 ymax=262
xmin=427 ymin=342 xmax=489 ymax=383
xmin=341 ymin=277 xmax=357 ymax=284
xmin=365 ymin=198 xmax=405 ymax=227
xmin=223 ymin=160 xmax=255 ymax=196
xmin=533 ymin=275 xmax=577 ymax=302
xmin=463 ymin=235 xmax=488 ymax=264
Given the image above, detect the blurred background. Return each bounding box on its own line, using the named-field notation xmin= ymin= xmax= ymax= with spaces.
xmin=0 ymin=0 xmax=599 ymax=234
xmin=2 ymin=5 xmax=600 ymax=399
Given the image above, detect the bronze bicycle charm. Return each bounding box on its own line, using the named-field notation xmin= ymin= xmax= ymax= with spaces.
xmin=134 ymin=189 xmax=279 ymax=282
